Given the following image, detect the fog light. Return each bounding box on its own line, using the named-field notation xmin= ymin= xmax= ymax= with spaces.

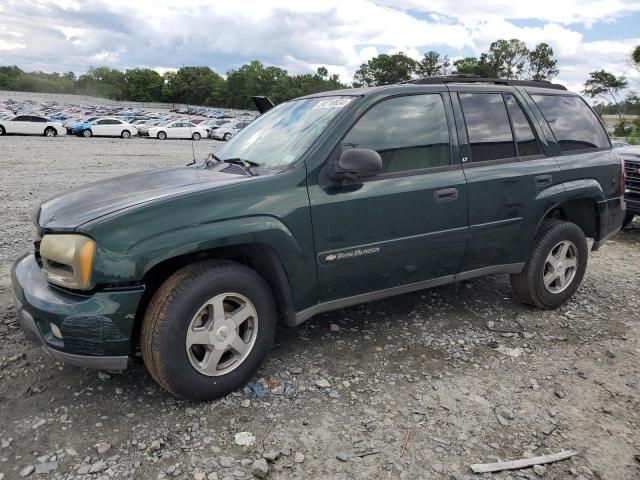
xmin=50 ymin=323 xmax=62 ymax=339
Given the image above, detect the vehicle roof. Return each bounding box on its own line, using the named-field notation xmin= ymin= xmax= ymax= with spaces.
xmin=294 ymin=76 xmax=576 ymax=101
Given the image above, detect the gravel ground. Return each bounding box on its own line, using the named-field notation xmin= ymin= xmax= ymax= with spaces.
xmin=0 ymin=135 xmax=639 ymax=480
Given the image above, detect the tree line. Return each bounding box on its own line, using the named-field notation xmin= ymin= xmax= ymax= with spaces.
xmin=353 ymin=40 xmax=559 ymax=86
xmin=1 ymin=40 xmax=638 ymax=123
xmin=0 ymin=61 xmax=346 ymax=109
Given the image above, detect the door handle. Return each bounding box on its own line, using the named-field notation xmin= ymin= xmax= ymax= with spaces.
xmin=534 ymin=174 xmax=553 ymax=187
xmin=433 ymin=187 xmax=458 ymax=202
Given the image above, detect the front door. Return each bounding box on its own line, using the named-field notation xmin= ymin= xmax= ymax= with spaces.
xmin=308 ymin=92 xmax=469 ymax=302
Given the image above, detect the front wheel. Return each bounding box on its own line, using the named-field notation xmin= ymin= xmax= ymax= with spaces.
xmin=192 ymin=132 xmax=201 ymax=141
xmin=121 ymin=130 xmax=131 ymax=139
xmin=511 ymin=219 xmax=588 ymax=309
xmin=157 ymin=131 xmax=167 ymax=140
xmin=82 ymin=129 xmax=92 ymax=138
xmin=44 ymin=127 xmax=56 ymax=137
xmin=223 ymin=133 xmax=231 ymax=141
xmin=622 ymin=212 xmax=635 ymax=229
xmin=141 ymin=260 xmax=276 ymax=401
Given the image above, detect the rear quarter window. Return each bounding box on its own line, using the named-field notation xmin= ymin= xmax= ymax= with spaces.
xmin=531 ymin=94 xmax=610 ymax=152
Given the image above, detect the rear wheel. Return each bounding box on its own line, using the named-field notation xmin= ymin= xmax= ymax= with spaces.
xmin=82 ymin=129 xmax=92 ymax=138
xmin=44 ymin=127 xmax=56 ymax=137
xmin=157 ymin=131 xmax=167 ymax=140
xmin=0 ymin=125 xmax=5 ymax=135
xmin=121 ymin=130 xmax=131 ymax=139
xmin=511 ymin=219 xmax=588 ymax=309
xmin=192 ymin=132 xmax=201 ymax=141
xmin=141 ymin=260 xmax=276 ymax=401
xmin=622 ymin=212 xmax=635 ymax=229
xmin=223 ymin=133 xmax=231 ymax=141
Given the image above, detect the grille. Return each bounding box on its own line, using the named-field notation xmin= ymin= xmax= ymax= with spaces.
xmin=624 ymin=158 xmax=640 ymax=194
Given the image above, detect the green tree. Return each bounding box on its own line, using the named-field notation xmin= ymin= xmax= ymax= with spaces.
xmin=353 ymin=52 xmax=417 ymax=87
xmin=527 ymin=43 xmax=559 ymax=81
xmin=76 ymin=67 xmax=126 ymax=99
xmin=123 ymin=68 xmax=164 ymax=102
xmin=632 ymin=45 xmax=640 ymax=72
xmin=583 ymin=70 xmax=628 ymax=123
xmin=452 ymin=55 xmax=496 ymax=77
xmin=165 ymin=66 xmax=225 ymax=106
xmin=415 ymin=51 xmax=450 ymax=77
xmin=487 ymin=39 xmax=529 ymax=79
xmin=316 ymin=66 xmax=328 ymax=78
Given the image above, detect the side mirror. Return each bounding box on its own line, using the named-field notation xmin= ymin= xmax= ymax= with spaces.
xmin=334 ymin=148 xmax=382 ymax=179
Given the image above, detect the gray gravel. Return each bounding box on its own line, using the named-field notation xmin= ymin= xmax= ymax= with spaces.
xmin=1 ymin=135 xmax=639 ymax=479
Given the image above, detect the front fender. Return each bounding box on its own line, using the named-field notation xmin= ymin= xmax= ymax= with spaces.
xmin=91 ymin=215 xmax=306 ymax=283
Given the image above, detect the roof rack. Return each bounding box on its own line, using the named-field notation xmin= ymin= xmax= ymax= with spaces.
xmin=400 ymin=74 xmax=567 ymax=91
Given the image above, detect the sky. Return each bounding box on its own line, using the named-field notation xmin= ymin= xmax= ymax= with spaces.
xmin=0 ymin=0 xmax=639 ymax=94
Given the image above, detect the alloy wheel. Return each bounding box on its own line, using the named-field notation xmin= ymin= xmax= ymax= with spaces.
xmin=543 ymin=240 xmax=578 ymax=294
xmin=185 ymin=293 xmax=258 ymax=377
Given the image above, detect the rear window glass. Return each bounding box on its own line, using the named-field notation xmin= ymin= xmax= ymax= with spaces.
xmin=504 ymin=94 xmax=542 ymax=157
xmin=531 ymin=95 xmax=610 ymax=152
xmin=459 ymin=93 xmax=515 ymax=162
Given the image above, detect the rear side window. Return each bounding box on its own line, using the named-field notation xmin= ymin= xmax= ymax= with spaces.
xmin=504 ymin=95 xmax=542 ymax=157
xmin=531 ymin=95 xmax=610 ymax=152
xmin=459 ymin=93 xmax=515 ymax=162
xmin=342 ymin=94 xmax=451 ymax=173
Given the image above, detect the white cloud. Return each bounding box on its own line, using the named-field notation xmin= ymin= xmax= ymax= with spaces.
xmin=0 ymin=0 xmax=638 ymax=93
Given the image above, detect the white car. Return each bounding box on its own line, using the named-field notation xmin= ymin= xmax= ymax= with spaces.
xmin=147 ymin=121 xmax=208 ymax=140
xmin=0 ymin=115 xmax=67 ymax=137
xmin=211 ymin=120 xmax=251 ymax=140
xmin=80 ymin=117 xmax=138 ymax=138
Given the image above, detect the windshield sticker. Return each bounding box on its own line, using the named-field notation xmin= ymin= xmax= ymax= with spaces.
xmin=312 ymin=98 xmax=354 ymax=109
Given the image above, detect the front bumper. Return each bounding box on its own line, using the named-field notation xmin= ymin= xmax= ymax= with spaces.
xmin=11 ymin=253 xmax=144 ymax=370
xmin=592 ymin=196 xmax=626 ymax=251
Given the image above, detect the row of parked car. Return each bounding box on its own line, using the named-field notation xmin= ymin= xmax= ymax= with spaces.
xmin=0 ymin=98 xmax=256 ymax=141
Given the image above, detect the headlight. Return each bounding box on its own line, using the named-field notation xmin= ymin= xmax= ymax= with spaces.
xmin=40 ymin=234 xmax=96 ymax=290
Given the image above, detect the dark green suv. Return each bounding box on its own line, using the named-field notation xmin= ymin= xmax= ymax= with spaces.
xmin=12 ymin=77 xmax=626 ymax=400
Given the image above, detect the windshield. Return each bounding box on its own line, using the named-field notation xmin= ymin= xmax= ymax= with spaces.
xmin=215 ymin=95 xmax=355 ymax=169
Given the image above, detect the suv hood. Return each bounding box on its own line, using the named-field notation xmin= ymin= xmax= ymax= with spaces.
xmin=36 ymin=167 xmax=250 ymax=230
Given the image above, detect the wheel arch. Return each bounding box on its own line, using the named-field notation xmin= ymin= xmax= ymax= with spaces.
xmin=536 ymin=179 xmax=605 ymax=239
xmin=130 ymin=243 xmax=296 ymax=355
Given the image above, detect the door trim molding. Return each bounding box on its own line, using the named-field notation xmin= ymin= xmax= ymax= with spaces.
xmin=293 ymin=262 xmax=524 ymax=325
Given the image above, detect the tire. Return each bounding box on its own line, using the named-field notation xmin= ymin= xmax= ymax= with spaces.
xmin=121 ymin=130 xmax=131 ymax=139
xmin=141 ymin=260 xmax=277 ymax=401
xmin=510 ymin=219 xmax=588 ymax=309
xmin=223 ymin=133 xmax=231 ymax=141
xmin=0 ymin=125 xmax=5 ymax=135
xmin=192 ymin=132 xmax=201 ymax=141
xmin=622 ymin=212 xmax=635 ymax=229
xmin=82 ymin=129 xmax=92 ymax=138
xmin=44 ymin=127 xmax=56 ymax=137
xmin=157 ymin=131 xmax=167 ymax=140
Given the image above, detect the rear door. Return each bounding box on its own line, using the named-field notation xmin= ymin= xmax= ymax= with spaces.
xmin=308 ymin=92 xmax=469 ymax=301
xmin=29 ymin=116 xmax=48 ymax=134
xmin=450 ymin=87 xmax=560 ymax=271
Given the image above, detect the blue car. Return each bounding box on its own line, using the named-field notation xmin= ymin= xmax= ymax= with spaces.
xmin=69 ymin=117 xmax=98 ymax=135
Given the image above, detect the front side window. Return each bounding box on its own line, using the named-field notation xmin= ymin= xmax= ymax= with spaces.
xmin=216 ymin=95 xmax=355 ymax=169
xmin=13 ymin=116 xmax=29 ymax=121
xmin=96 ymin=119 xmax=108 ymax=125
xmin=504 ymin=94 xmax=542 ymax=157
xmin=459 ymin=93 xmax=515 ymax=162
xmin=532 ymin=94 xmax=610 ymax=152
xmin=341 ymin=94 xmax=451 ymax=174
